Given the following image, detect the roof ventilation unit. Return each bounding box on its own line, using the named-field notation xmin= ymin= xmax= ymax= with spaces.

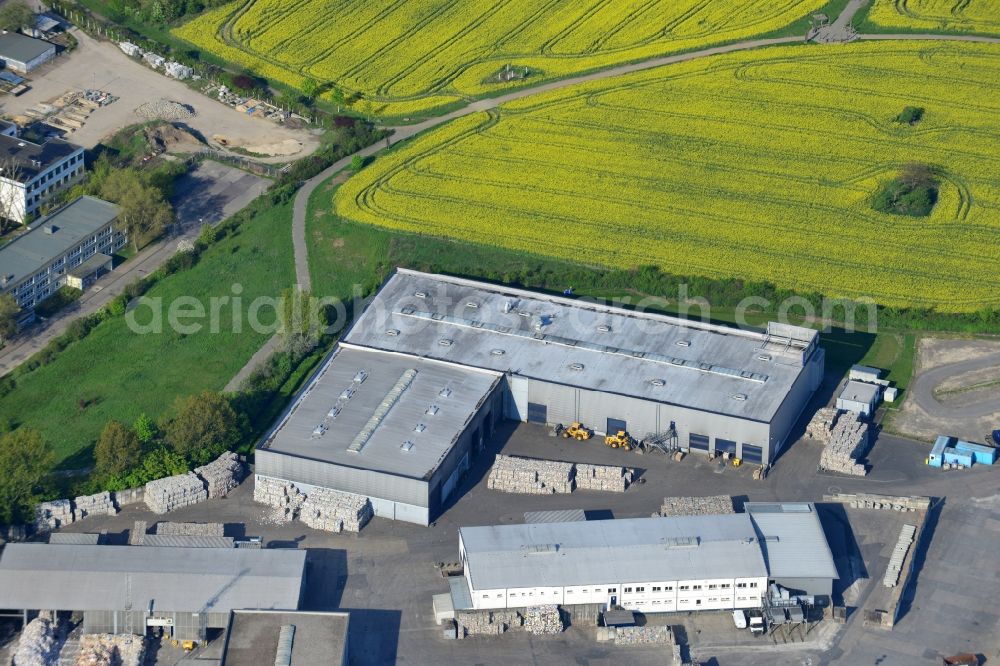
xmin=676 ymin=340 xmax=691 ymax=347
xmin=439 ymin=387 xmax=452 ymax=398
xmin=569 ymin=362 xmax=585 ymax=371
xmin=414 ymin=423 xmax=427 ymax=433
xmin=757 ymin=354 xmax=772 ymax=362
xmin=503 ymin=299 xmax=518 ymax=313
xmin=353 ymin=370 xmax=369 ymax=383
xmin=312 ymin=424 xmax=327 ymax=437
xmin=465 ymin=301 xmax=479 ymax=309
xmin=490 ymin=348 xmax=505 ymax=356
xmin=386 ymin=328 xmax=400 ymax=337
xmin=425 ymin=404 xmax=439 ymax=416
xmin=438 ymin=338 xmax=453 ymax=347
xmin=732 ymin=393 xmax=748 ymax=401
xmin=650 ymin=379 xmax=665 ymax=387
xmin=400 ymin=440 xmax=414 ymax=452
xmin=414 ymin=291 xmax=427 ymax=298
xmin=597 ymin=324 xmax=612 ymax=333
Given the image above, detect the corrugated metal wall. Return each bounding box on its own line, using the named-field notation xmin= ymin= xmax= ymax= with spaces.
xmin=82 ymin=610 xmax=229 ymax=641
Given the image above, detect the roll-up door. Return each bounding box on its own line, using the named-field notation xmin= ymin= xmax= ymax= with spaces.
xmin=689 ymin=433 xmax=710 ymax=452
xmin=527 ymin=402 xmax=548 ymax=424
xmin=715 ymin=439 xmax=738 ymax=456
xmin=606 ymin=418 xmax=627 ymax=435
xmin=741 ymin=444 xmax=763 ymax=464
xmin=507 ymin=376 xmax=528 ymax=420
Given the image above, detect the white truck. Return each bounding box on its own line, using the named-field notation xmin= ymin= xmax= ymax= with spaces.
xmin=748 ymin=610 xmax=766 ymax=635
xmin=732 ymin=610 xmax=747 ymax=629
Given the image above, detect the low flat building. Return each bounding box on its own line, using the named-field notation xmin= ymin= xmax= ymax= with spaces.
xmin=0 ymin=133 xmax=85 ymax=223
xmin=456 ymin=506 xmax=837 ymax=614
xmin=221 ymin=610 xmax=349 ymax=666
xmin=0 ymin=32 xmax=55 ymax=73
xmin=0 ymin=543 xmax=306 ymax=642
xmin=836 ymin=380 xmax=880 ymax=416
xmin=0 ymin=196 xmax=123 ymax=311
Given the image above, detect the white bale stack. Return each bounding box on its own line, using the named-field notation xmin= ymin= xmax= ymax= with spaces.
xmin=660 ymin=495 xmax=733 ymax=517
xmin=76 ymin=634 xmax=145 ymax=666
xmin=155 ymin=521 xmax=224 ymax=537
xmin=819 ymin=411 xmax=870 ymax=476
xmin=487 ymin=455 xmax=573 ymax=494
xmin=194 ymin=452 xmax=245 ymax=499
xmin=144 ymin=473 xmax=208 ymax=514
xmin=13 ymin=615 xmax=59 ymax=666
xmin=575 ymin=464 xmax=630 ymax=493
xmin=806 ymin=407 xmax=839 ymax=442
xmin=456 ymin=610 xmax=521 ymax=636
xmin=523 ymin=605 xmax=563 ymax=635
xmin=299 ymin=487 xmax=373 ymax=533
xmin=34 ymin=499 xmax=74 ymax=532
xmin=74 ymin=491 xmax=117 ymax=519
xmin=253 ymin=476 xmax=305 ymax=522
xmin=615 ymin=625 xmax=673 ymax=645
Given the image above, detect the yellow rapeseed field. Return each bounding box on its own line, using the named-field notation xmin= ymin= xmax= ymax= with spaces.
xmin=173 ymin=0 xmax=824 ymax=117
xmin=866 ymin=0 xmax=1000 ymax=34
xmin=335 ymin=42 xmax=1000 ymax=311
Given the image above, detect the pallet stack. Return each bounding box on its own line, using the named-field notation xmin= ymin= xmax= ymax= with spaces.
xmin=523 ymin=605 xmax=563 ymax=635
xmin=819 ymin=411 xmax=870 ymax=476
xmin=144 ymin=473 xmax=208 ymax=514
xmin=299 ymin=487 xmax=373 ymax=533
xmin=487 ymin=455 xmax=573 ymax=494
xmin=194 ymin=452 xmax=245 ymax=499
xmin=575 ymin=464 xmax=631 ymax=492
xmin=659 ymin=495 xmax=733 ymax=517
xmin=73 ymin=491 xmax=117 ymax=519
xmin=806 ymin=407 xmax=839 ymax=441
xmin=34 ymin=500 xmax=74 ymax=532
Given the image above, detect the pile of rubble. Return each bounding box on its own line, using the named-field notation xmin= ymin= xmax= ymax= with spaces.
xmin=76 ymin=634 xmax=145 ymax=666
xmin=659 ymin=495 xmax=733 ymax=517
xmin=806 ymin=407 xmax=839 ymax=441
xmin=575 ymin=463 xmax=631 ymax=493
xmin=819 ymin=411 xmax=870 ymax=476
xmin=615 ymin=625 xmax=673 ymax=645
xmin=194 ymin=452 xmax=245 ymax=499
xmin=13 ymin=614 xmax=59 ymax=666
xmin=74 ymin=492 xmax=117 ymax=520
xmin=456 ymin=610 xmax=522 ymax=637
xmin=487 ymin=455 xmax=573 ymax=494
xmin=144 ymin=473 xmax=208 ymax=514
xmin=34 ymin=499 xmax=74 ymax=532
xmin=134 ymin=99 xmax=195 ymax=121
xmin=155 ymin=521 xmax=224 ymax=536
xmin=523 ymin=605 xmax=563 ymax=635
xmin=299 ymin=487 xmax=373 ymax=533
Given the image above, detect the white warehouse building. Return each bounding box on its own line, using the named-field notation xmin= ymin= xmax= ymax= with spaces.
xmin=454 ymin=503 xmax=837 ymax=614
xmin=258 ymin=270 xmax=825 ymax=526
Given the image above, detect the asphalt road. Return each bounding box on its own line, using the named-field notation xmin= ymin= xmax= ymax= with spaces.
xmin=910 ymin=352 xmax=1000 ymax=420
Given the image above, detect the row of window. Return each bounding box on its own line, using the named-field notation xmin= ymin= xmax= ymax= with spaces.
xmin=481 ymin=582 xmax=761 ymax=601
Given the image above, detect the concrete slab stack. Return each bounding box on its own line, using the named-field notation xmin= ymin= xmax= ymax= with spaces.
xmin=819 ymin=411 xmax=870 ymax=476
xmin=523 ymin=605 xmax=563 ymax=635
xmin=487 ymin=455 xmax=573 ymax=494
xmin=806 ymin=407 xmax=839 ymax=441
xmin=155 ymin=521 xmax=225 ymax=537
xmin=882 ymin=524 xmax=917 ymax=588
xmin=73 ymin=491 xmax=117 ymax=519
xmin=34 ymin=500 xmax=74 ymax=532
xmin=615 ymin=625 xmax=673 ymax=645
xmin=299 ymin=487 xmax=373 ymax=533
xmin=575 ymin=464 xmax=631 ymax=493
xmin=659 ymin=495 xmax=734 ymax=517
xmin=144 ymin=473 xmax=208 ymax=514
xmin=193 ymin=452 xmax=245 ymax=499
xmin=76 ymin=634 xmax=145 ymax=666
xmin=13 ymin=615 xmax=59 ymax=666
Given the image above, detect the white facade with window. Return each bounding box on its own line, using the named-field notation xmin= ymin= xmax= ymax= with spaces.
xmin=0 ymin=144 xmax=86 ymax=223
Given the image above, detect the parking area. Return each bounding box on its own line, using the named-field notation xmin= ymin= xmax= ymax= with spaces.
xmin=0 ymin=29 xmax=319 ymax=160
xmin=171 ymin=160 xmax=270 ymax=229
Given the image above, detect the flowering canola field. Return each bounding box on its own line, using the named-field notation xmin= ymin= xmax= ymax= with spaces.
xmin=335 ymin=42 xmax=1000 ymax=311
xmin=866 ymin=0 xmax=1000 ymax=35
xmin=173 ymin=0 xmax=824 ymax=117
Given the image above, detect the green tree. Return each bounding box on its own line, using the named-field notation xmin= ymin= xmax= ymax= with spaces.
xmin=329 ymin=86 xmax=346 ymax=112
xmin=0 ymin=1 xmax=33 ymax=32
xmin=0 ymin=428 xmax=55 ymax=524
xmin=0 ymin=293 xmax=19 ymax=344
xmin=350 ymin=154 xmax=364 ymax=173
xmin=301 ymin=78 xmax=320 ymax=100
xmin=100 ymin=169 xmax=173 ymax=251
xmin=94 ymin=420 xmax=141 ymax=479
xmin=164 ymin=391 xmax=241 ymax=464
xmin=134 ymin=413 xmax=157 ymax=445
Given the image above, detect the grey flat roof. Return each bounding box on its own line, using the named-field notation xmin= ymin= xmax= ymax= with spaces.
xmin=0 ymin=32 xmax=55 ymax=63
xmin=0 ymin=544 xmax=305 ymax=613
xmin=344 ymin=270 xmax=819 ymax=423
xmin=0 ymin=196 xmax=119 ymax=288
xmin=839 ymin=380 xmax=880 ymax=404
xmin=524 ymin=509 xmax=587 ymax=524
xmin=460 ymin=515 xmax=768 ymax=591
xmin=222 ymin=610 xmax=348 ymax=666
xmin=0 ymin=132 xmax=80 ymax=180
xmin=263 ymin=346 xmax=501 ymax=480
xmin=746 ymin=503 xmax=839 ymax=581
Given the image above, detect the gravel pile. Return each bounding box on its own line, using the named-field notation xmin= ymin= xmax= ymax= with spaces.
xmin=73 ymin=491 xmax=117 ymax=519
xmin=523 ymin=605 xmax=563 ymax=635
xmin=134 ymin=99 xmax=195 ymax=121
xmin=575 ymin=463 xmax=631 ymax=492
xmin=13 ymin=615 xmax=59 ymax=666
xmin=487 ymin=455 xmax=573 ymax=494
xmin=144 ymin=473 xmax=208 ymax=514
xmin=659 ymin=495 xmax=733 ymax=517
xmin=194 ymin=452 xmax=245 ymax=499
xmin=76 ymin=634 xmax=145 ymax=666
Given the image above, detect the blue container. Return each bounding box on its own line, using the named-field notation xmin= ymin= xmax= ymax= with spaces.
xmin=943 ymin=447 xmax=974 ymax=467
xmin=955 ymin=440 xmax=997 ymax=465
xmin=929 ymin=435 xmax=951 ymax=468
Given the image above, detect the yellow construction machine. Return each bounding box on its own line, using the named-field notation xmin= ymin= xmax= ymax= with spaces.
xmin=561 ymin=422 xmax=592 ymax=441
xmin=604 ymin=430 xmax=635 ymax=451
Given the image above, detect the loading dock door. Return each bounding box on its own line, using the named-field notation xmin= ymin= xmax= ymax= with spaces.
xmin=689 ymin=433 xmax=710 ymax=452
xmin=606 ymin=418 xmax=627 ymax=435
xmin=527 ymin=402 xmax=547 ymax=424
xmin=741 ymin=445 xmax=763 ymax=464
xmin=715 ymin=439 xmax=738 ymax=456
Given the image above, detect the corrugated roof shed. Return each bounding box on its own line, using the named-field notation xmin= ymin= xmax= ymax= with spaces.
xmin=460 ymin=515 xmax=768 ymax=591
xmin=0 ymin=544 xmax=305 ymax=613
xmin=0 ymin=32 xmax=54 ymax=63
xmin=138 ymin=535 xmax=234 ymax=549
xmin=222 ymin=610 xmax=349 ymax=666
xmin=345 ymin=269 xmax=820 ymax=422
xmin=523 ymin=509 xmax=587 ymax=524
xmin=746 ymin=502 xmax=839 ymax=580
xmin=838 ymin=380 xmax=879 ymax=405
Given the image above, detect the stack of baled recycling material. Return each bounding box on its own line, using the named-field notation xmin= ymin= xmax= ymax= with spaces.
xmin=659 ymin=495 xmax=733 ymax=517
xmin=76 ymin=634 xmax=145 ymax=666
xmin=615 ymin=625 xmax=673 ymax=645
xmin=13 ymin=615 xmax=59 ymax=666
xmin=523 ymin=605 xmax=563 ymax=635
xmin=299 ymin=487 xmax=373 ymax=533
xmin=575 ymin=464 xmax=631 ymax=492
xmin=34 ymin=500 xmax=74 ymax=532
xmin=155 ymin=521 xmax=225 ymax=536
xmin=144 ymin=473 xmax=207 ymax=514
xmin=73 ymin=491 xmax=117 ymax=519
xmin=194 ymin=452 xmax=245 ymax=498
xmin=456 ymin=610 xmax=521 ymax=636
xmin=487 ymin=455 xmax=573 ymax=494
xmin=806 ymin=407 xmax=839 ymax=441
xmin=253 ymin=476 xmax=305 ymax=522
xmin=819 ymin=411 xmax=870 ymax=476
